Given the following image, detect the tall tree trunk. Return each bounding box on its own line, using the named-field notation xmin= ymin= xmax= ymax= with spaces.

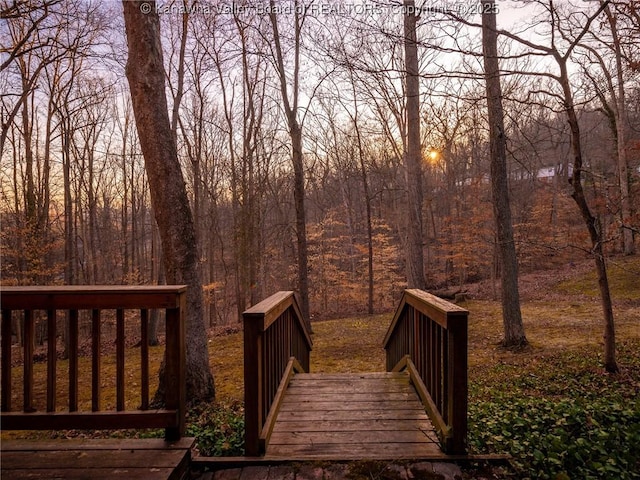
xmin=121 ymin=130 xmax=129 ymax=280
xmin=122 ymin=0 xmax=215 ymax=402
xmin=61 ymin=119 xmax=74 ymax=359
xmin=269 ymin=1 xmax=311 ymax=326
xmin=149 ymin=221 xmax=162 ymax=346
xmin=481 ymin=0 xmax=528 ymax=347
xmin=348 ymin=77 xmax=375 ymax=314
xmin=403 ymin=0 xmax=426 ymax=289
xmin=604 ymin=4 xmax=634 ymax=255
xmin=355 ymin=126 xmax=374 ymax=315
xmin=557 ymin=58 xmax=618 ymax=373
xmin=290 ymin=122 xmax=311 ymax=320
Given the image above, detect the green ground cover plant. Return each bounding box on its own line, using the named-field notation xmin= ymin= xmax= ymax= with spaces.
xmin=468 ymin=341 xmax=640 ymax=479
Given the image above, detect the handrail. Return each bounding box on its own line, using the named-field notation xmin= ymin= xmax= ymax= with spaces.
xmin=0 ymin=285 xmax=187 ymax=441
xmin=383 ymin=289 xmax=468 ymax=454
xmin=243 ymin=291 xmax=312 ymax=456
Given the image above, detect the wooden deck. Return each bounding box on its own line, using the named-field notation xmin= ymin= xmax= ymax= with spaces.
xmin=0 ymin=437 xmax=194 ymax=479
xmin=1 ymin=286 xmax=192 ymax=479
xmin=264 ymin=372 xmax=441 ymax=460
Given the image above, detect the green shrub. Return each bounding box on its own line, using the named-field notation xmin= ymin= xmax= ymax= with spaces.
xmin=186 ymin=401 xmax=245 ymax=456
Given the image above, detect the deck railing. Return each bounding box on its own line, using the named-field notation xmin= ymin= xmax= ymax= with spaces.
xmin=0 ymin=285 xmax=187 ymax=440
xmin=243 ymin=291 xmax=312 ymax=456
xmin=383 ymin=289 xmax=469 ymax=454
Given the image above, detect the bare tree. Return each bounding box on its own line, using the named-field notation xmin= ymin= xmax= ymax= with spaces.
xmin=122 ymin=0 xmax=215 ymax=401
xmin=497 ymin=0 xmax=618 ymax=370
xmin=0 ymin=0 xmax=66 ymax=156
xmin=403 ymin=0 xmax=426 ymax=289
xmin=268 ymin=0 xmax=311 ymax=325
xmin=579 ymin=2 xmax=635 ymax=255
xmin=481 ymin=0 xmax=527 ymax=347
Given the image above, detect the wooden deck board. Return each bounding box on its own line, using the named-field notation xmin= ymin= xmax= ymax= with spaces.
xmin=275 ymin=409 xmax=429 ymax=421
xmin=0 ymin=468 xmax=178 ymax=479
xmin=272 ymin=419 xmax=434 ymax=432
xmin=282 ymin=392 xmax=419 ymax=402
xmin=0 ymin=438 xmax=194 ymax=451
xmin=265 ymin=372 xmax=441 ymax=460
xmin=0 ymin=438 xmax=194 ymax=480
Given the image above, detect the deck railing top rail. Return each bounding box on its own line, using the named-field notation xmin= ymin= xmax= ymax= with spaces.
xmin=1 ymin=285 xmax=187 ymax=440
xmin=243 ymin=290 xmax=312 ymax=345
xmin=1 ymin=285 xmax=187 ymax=310
xmin=383 ymin=289 xmax=468 ymax=346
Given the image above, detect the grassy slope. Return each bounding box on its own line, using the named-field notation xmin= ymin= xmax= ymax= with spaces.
xmin=212 ymin=256 xmax=640 ymax=403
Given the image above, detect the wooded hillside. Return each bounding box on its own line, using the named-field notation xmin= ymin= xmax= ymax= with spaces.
xmin=2 ymin=1 xmax=638 ymax=322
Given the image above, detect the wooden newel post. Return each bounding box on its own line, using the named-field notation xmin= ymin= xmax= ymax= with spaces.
xmin=447 ymin=311 xmax=468 ymax=454
xmin=243 ymin=310 xmax=264 ymax=456
xmin=165 ymin=291 xmax=187 ymax=441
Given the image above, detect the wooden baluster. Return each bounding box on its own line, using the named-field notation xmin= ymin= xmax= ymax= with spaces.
xmin=413 ymin=313 xmax=420 ymax=375
xmin=287 ymin=311 xmax=292 ymax=360
xmin=116 ymin=309 xmax=125 ymax=411
xmin=263 ymin=327 xmax=270 ymax=421
xmin=274 ymin=320 xmax=278 ymax=402
xmin=448 ymin=313 xmax=468 ymax=454
xmin=269 ymin=326 xmax=273 ymax=418
xmin=276 ymin=319 xmax=281 ymax=396
xmin=420 ymin=315 xmax=426 ymax=382
xmin=244 ymin=310 xmax=263 ymax=455
xmin=396 ymin=311 xmax=401 ymax=365
xmin=1 ymin=309 xmax=11 ymax=412
xmin=395 ymin=321 xmax=400 ymax=370
xmin=402 ymin=309 xmax=408 ymax=361
xmin=272 ymin=321 xmax=277 ymax=408
xmin=276 ymin=317 xmax=280 ymax=396
xmin=278 ymin=316 xmax=284 ymax=383
xmin=288 ymin=312 xmax=292 ymax=366
xmin=268 ymin=324 xmax=273 ymax=414
xmin=407 ymin=310 xmax=412 ymax=359
xmin=165 ymin=298 xmax=186 ymax=440
xmin=440 ymin=325 xmax=447 ymax=422
xmin=265 ymin=330 xmax=269 ymax=426
xmin=23 ymin=310 xmax=34 ymax=412
xmin=140 ymin=309 xmax=149 ymax=410
xmin=69 ymin=310 xmax=79 ymax=412
xmin=91 ymin=309 xmax=101 ymax=412
xmin=278 ymin=317 xmax=282 ymax=378
xmin=412 ymin=307 xmax=418 ymax=361
xmin=47 ymin=309 xmax=57 ymax=412
xmin=430 ymin=320 xmax=436 ymax=405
